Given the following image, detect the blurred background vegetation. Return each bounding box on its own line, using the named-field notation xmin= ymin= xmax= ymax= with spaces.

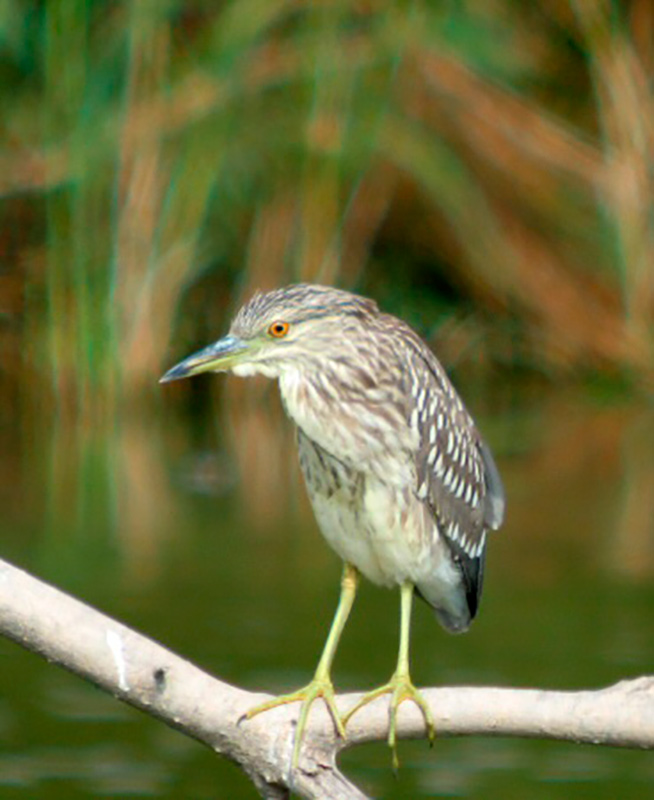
xmin=1 ymin=0 xmax=653 ymax=417
xmin=1 ymin=1 xmax=654 ymax=798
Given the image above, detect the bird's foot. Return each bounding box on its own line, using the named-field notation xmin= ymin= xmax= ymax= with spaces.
xmin=244 ymin=674 xmax=346 ymax=767
xmin=343 ymin=671 xmax=435 ymax=769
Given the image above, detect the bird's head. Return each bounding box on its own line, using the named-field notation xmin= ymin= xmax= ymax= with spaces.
xmin=160 ymin=284 xmax=379 ymax=384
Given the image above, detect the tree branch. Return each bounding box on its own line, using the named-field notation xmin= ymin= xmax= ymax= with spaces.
xmin=0 ymin=556 xmax=653 ymax=799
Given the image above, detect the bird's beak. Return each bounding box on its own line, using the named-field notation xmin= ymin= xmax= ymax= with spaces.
xmin=159 ymin=335 xmax=250 ymax=383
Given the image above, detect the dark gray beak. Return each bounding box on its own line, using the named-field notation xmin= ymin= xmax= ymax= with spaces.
xmin=160 ymin=335 xmax=250 ymax=383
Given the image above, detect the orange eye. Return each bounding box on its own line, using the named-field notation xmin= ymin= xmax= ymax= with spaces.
xmin=268 ymin=321 xmax=290 ymax=338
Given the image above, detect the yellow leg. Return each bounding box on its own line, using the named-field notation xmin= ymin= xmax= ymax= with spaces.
xmin=343 ymin=581 xmax=435 ymax=769
xmin=245 ymin=563 xmax=358 ymax=767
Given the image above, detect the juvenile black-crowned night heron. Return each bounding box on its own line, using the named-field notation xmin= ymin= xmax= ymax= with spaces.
xmin=161 ymin=284 xmax=504 ymax=767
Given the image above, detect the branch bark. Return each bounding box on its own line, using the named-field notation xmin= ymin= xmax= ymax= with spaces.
xmin=0 ymin=556 xmax=653 ymax=799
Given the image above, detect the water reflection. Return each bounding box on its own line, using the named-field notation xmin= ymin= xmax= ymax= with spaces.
xmin=0 ymin=384 xmax=653 ymax=798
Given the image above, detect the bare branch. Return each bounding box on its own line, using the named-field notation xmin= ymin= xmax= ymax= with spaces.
xmin=0 ymin=556 xmax=653 ymax=800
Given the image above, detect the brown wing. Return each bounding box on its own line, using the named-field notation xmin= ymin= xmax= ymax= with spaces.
xmin=399 ymin=326 xmax=505 ymax=617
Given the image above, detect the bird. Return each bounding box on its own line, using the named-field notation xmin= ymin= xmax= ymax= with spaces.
xmin=160 ymin=283 xmax=505 ymax=768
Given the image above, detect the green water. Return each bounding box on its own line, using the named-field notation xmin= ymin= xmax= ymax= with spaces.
xmin=0 ymin=385 xmax=653 ymax=798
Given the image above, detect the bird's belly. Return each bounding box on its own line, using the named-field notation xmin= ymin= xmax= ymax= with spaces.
xmin=298 ymin=430 xmax=459 ymax=593
xmin=308 ymin=473 xmax=469 ymax=632
xmin=307 ymin=474 xmax=444 ymax=590
xmin=310 ymin=491 xmax=392 ymax=585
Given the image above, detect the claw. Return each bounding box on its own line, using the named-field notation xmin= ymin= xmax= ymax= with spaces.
xmin=243 ymin=565 xmax=358 ymax=769
xmin=245 ymin=675 xmax=346 ymax=767
xmin=344 ymin=672 xmax=435 ymax=768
